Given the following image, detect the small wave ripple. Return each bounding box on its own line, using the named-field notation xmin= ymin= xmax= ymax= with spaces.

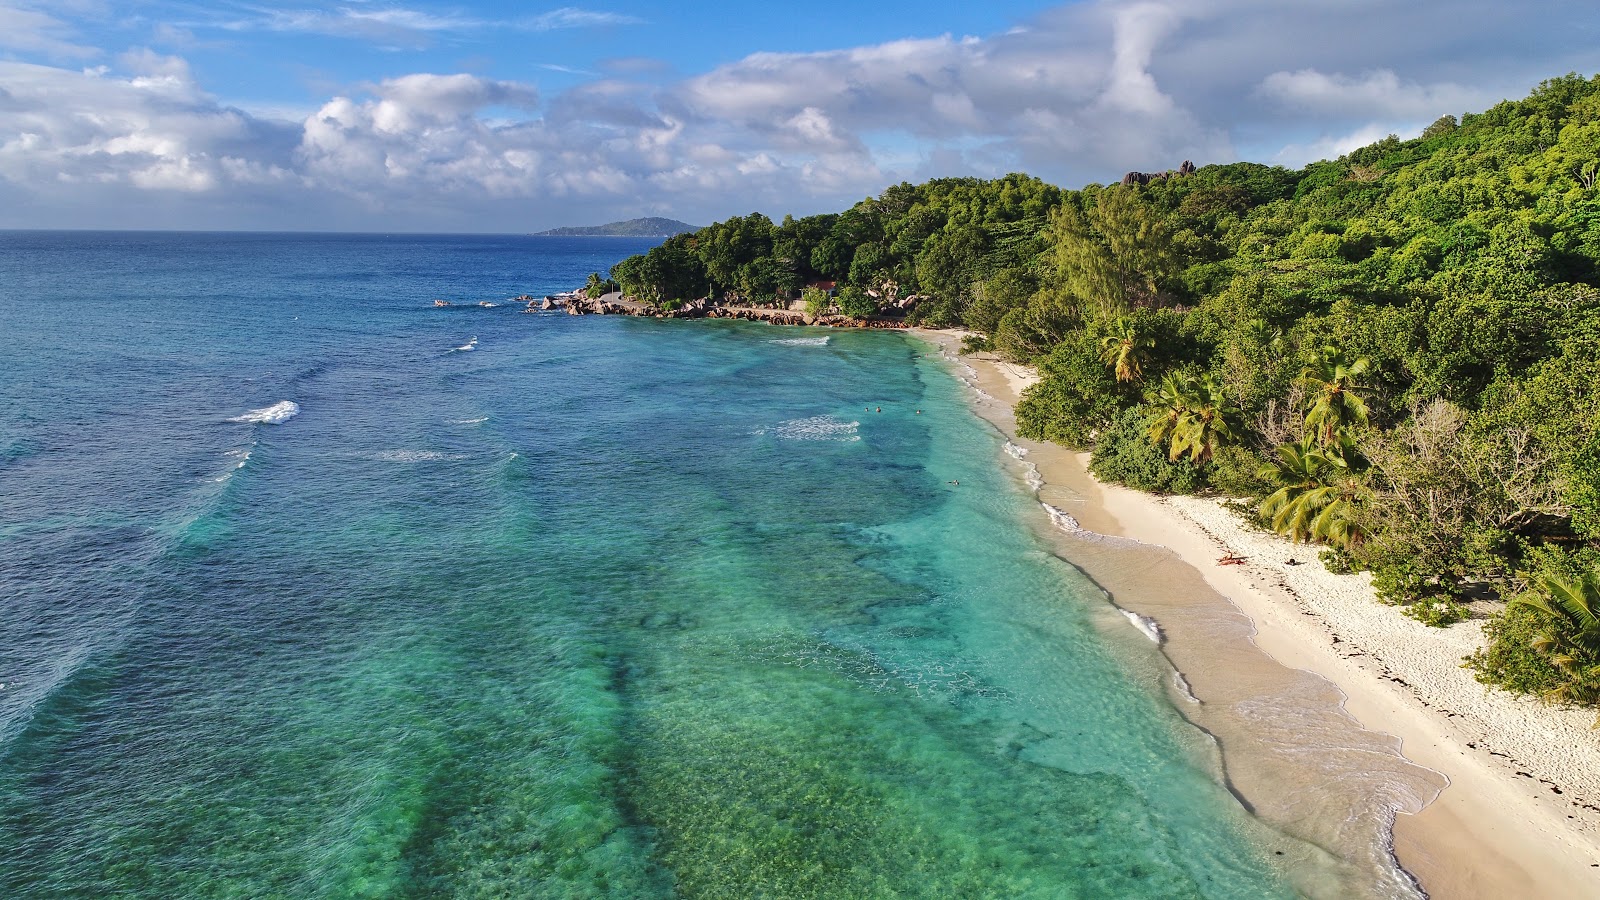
xmin=756 ymin=415 xmax=861 ymax=442
xmin=375 ymin=450 xmax=471 ymax=463
xmin=769 ymin=336 xmax=830 ymax=346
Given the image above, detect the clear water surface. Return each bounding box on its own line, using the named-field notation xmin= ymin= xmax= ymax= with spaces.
xmin=0 ymin=232 xmax=1332 ymax=897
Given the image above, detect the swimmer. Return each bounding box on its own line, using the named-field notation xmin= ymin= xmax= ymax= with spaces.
xmin=916 ymin=410 xmax=921 ymax=414
xmin=876 ymin=407 xmax=881 ymax=413
xmin=947 ymin=480 xmax=959 ymax=485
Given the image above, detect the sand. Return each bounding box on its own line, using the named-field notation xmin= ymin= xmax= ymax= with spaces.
xmin=917 ymin=329 xmax=1600 ymax=900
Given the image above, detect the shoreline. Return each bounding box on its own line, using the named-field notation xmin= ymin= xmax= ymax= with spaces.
xmin=915 ymin=328 xmax=1600 ymax=899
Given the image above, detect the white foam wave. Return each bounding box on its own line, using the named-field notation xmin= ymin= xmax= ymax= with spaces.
xmin=1024 ymin=462 xmax=1044 ymax=492
xmin=230 ymin=401 xmax=299 ymax=425
xmin=769 ymin=336 xmax=830 ymax=346
xmin=1042 ymin=502 xmax=1083 ymax=533
xmin=764 ymin=415 xmax=861 ymax=442
xmin=450 ymin=416 xmax=489 ymax=425
xmin=1041 ymin=502 xmax=1150 ymax=547
xmin=1003 ymin=441 xmax=1028 ymax=459
xmin=1121 ymin=609 xmax=1164 ymax=644
xmin=1173 ymin=671 xmax=1200 ymax=703
xmin=453 ymin=337 xmax=478 ymax=352
xmin=376 ymin=450 xmax=470 ymax=463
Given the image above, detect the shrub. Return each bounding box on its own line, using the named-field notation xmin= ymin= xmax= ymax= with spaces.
xmin=1470 ymin=601 xmax=1591 ymax=699
xmin=1089 ymin=406 xmax=1206 ymax=494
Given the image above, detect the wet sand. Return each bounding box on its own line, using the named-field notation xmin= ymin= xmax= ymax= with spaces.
xmin=917 ymin=330 xmax=1600 ymax=899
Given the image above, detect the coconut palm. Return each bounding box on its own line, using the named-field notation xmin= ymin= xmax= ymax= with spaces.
xmin=1258 ymin=440 xmax=1331 ymax=542
xmin=1513 ymin=572 xmax=1600 ymax=706
xmin=1168 ymin=375 xmax=1240 ymax=465
xmin=1301 ymin=347 xmax=1370 ymax=440
xmin=1301 ymin=346 xmax=1371 ymax=446
xmin=1099 ymin=317 xmax=1154 ymax=383
xmin=1145 ymin=371 xmax=1193 ymax=449
xmin=1257 ymin=435 xmax=1368 ymax=548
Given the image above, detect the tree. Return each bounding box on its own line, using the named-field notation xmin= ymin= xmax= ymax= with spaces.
xmin=1145 ymin=372 xmax=1193 ymax=450
xmin=836 ymin=285 xmax=877 ymax=318
xmin=1050 ymin=188 xmax=1178 ymax=316
xmin=1259 ymin=440 xmax=1334 ymax=543
xmin=1511 ymin=571 xmax=1600 ymax=705
xmin=1168 ymin=374 xmax=1240 ymax=465
xmin=1099 ymin=317 xmax=1153 ymax=383
xmin=1300 ymin=346 xmax=1371 ymax=446
xmin=801 ymin=287 xmax=830 ymax=318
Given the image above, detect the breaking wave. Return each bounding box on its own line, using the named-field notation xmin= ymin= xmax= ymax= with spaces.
xmin=1121 ymin=609 xmax=1164 ymax=645
xmin=229 ymin=401 xmax=299 ymax=425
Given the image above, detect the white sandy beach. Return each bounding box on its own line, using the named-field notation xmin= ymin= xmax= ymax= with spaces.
xmin=919 ymin=329 xmax=1600 ymax=900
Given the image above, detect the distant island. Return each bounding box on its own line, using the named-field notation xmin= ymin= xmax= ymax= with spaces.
xmin=534 ymin=217 xmax=699 ymax=237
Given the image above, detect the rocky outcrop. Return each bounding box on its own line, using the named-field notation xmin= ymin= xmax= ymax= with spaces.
xmin=529 ymin=288 xmax=912 ymax=330
xmin=1120 ymin=160 xmax=1197 ymax=187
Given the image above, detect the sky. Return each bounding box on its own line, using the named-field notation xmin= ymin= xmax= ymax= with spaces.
xmin=0 ymin=0 xmax=1596 ymax=232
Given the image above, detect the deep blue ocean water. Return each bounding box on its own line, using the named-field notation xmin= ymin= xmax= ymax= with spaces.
xmin=0 ymin=232 xmax=1336 ymax=897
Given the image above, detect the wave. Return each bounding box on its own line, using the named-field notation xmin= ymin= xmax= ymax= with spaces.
xmin=450 ymin=416 xmax=489 ymax=425
xmin=452 ymin=337 xmax=478 ymax=352
xmin=1172 ymin=670 xmax=1200 ymax=703
xmin=757 ymin=415 xmax=861 ymax=442
xmin=1041 ymin=502 xmax=1149 ymax=547
xmin=229 ymin=401 xmax=299 ymax=425
xmin=1120 ymin=609 xmax=1164 ymax=645
xmin=375 ymin=450 xmax=470 ymax=463
xmin=1003 ymin=441 xmax=1028 ymax=459
xmin=769 ymin=336 xmax=830 ymax=346
xmin=210 ymin=444 xmax=256 ymax=483
xmin=1023 ymin=462 xmax=1044 ymax=492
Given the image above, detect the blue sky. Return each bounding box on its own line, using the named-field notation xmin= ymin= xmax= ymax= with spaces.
xmin=1 ymin=1 xmax=1596 ymax=231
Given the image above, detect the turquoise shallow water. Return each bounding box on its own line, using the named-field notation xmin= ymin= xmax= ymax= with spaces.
xmin=1 ymin=232 xmax=1327 ymax=897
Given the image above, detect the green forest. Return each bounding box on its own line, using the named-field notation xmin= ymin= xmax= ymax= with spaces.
xmin=607 ymin=74 xmax=1600 ymax=709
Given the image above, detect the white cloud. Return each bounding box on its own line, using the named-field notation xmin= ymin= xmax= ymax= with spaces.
xmin=186 ymin=4 xmax=642 ymax=46
xmin=1270 ymin=123 xmax=1400 ymax=169
xmin=0 ymin=1 xmax=99 ymax=59
xmin=526 ymin=7 xmax=643 ymax=31
xmin=1258 ymin=68 xmax=1490 ymax=120
xmin=0 ymin=0 xmax=1596 ymax=230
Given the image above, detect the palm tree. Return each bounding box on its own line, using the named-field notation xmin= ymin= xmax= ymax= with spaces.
xmin=1513 ymin=572 xmax=1600 ymax=706
xmin=1099 ymin=317 xmax=1153 ymax=383
xmin=1301 ymin=347 xmax=1371 ymax=446
xmin=1258 ymin=440 xmax=1330 ymax=542
xmin=1257 ymin=436 xmax=1368 ymax=548
xmin=1168 ymin=375 xmax=1239 ymax=465
xmin=1145 ymin=371 xmax=1193 ymax=449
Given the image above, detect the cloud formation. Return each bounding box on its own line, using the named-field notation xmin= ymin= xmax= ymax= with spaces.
xmin=0 ymin=0 xmax=1596 ymax=230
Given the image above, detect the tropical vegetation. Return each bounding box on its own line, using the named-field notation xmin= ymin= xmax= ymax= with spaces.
xmin=608 ymin=74 xmax=1600 ymax=708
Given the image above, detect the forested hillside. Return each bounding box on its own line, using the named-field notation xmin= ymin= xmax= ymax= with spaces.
xmin=608 ymin=74 xmax=1600 ymax=706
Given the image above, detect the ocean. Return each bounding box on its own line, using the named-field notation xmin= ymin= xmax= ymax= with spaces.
xmin=0 ymin=232 xmax=1340 ymax=897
